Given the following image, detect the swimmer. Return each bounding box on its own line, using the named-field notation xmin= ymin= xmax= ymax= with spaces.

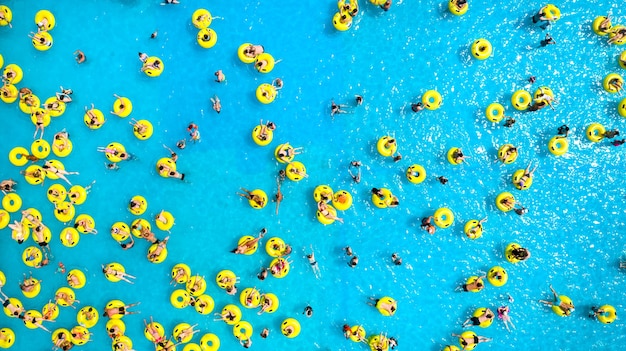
xmin=69 ymin=180 xmax=94 ymax=205
xmin=257 ymin=267 xmax=268 ymax=281
xmin=42 ymin=160 xmax=79 ymax=186
xmin=288 ymin=161 xmax=309 ymax=179
xmin=56 ymin=87 xmax=73 ymax=103
xmin=589 ymin=306 xmax=611 ymax=320
xmin=54 ymin=289 xmax=80 ymax=309
xmin=466 ymin=217 xmax=487 ymax=237
xmin=19 ymin=167 xmax=44 ymax=186
xmin=1 ymin=179 xmax=17 ymax=194
xmin=348 ymin=255 xmax=358 ymax=268
xmin=513 ymin=206 xmax=528 ymax=216
xmin=0 ymin=10 xmax=12 ymax=28
xmin=74 ymin=216 xmax=98 ymax=235
xmin=74 ymin=50 xmax=86 ymax=64
xmin=388 ymin=195 xmax=400 ymax=207
xmin=238 ymin=188 xmax=266 ymax=208
xmin=381 ymin=0 xmax=392 ymax=11
xmin=242 ymin=44 xmax=264 ymax=58
xmin=211 ymin=95 xmax=221 ymax=114
xmin=157 ymin=161 xmax=185 ymax=180
xmin=270 ymin=257 xmax=292 ymax=276
xmin=510 ymin=246 xmax=531 ymax=262
xmin=144 ymin=317 xmax=165 ymax=344
xmin=175 ymin=323 xmax=199 ymax=343
xmin=348 ymin=160 xmax=361 ymax=183
xmin=46 ymin=99 xmax=64 ymax=113
xmin=603 ymin=129 xmax=620 ymax=139
xmin=240 ymin=337 xmax=252 ymax=348
xmin=260 ymin=328 xmax=269 ymax=338
xmin=272 ymin=78 xmax=284 ymax=90
xmin=162 ymin=144 xmax=179 ymax=163
xmin=254 ymin=54 xmax=272 ymax=72
xmin=147 ymin=236 xmax=170 ymax=262
xmin=498 ymin=146 xmax=518 ymax=164
xmin=213 ymin=309 xmax=237 ymax=323
xmin=274 ymin=177 xmax=283 ymax=215
xmin=257 ymin=294 xmax=274 ymax=315
xmin=231 ymin=228 xmax=266 ymax=254
xmin=411 ymin=102 xmax=424 ymax=112
xmin=19 ymin=272 xmax=41 ymax=294
xmin=151 ymin=30 xmax=158 ymax=39
xmin=276 ymin=143 xmax=304 ymax=163
xmin=303 ymin=305 xmax=313 ymax=317
xmin=538 ymin=284 xmax=575 ymax=316
xmin=110 ymin=94 xmax=130 ymax=116
xmin=214 ymin=70 xmax=226 ymax=83
xmin=306 ymin=247 xmax=321 ymax=278
xmin=162 ymin=0 xmax=180 ymax=5
xmin=8 ymin=220 xmax=25 ymax=244
xmin=456 ymin=275 xmax=486 ymax=292
xmin=393 ymin=152 xmax=402 ymax=162
xmin=20 ymin=311 xmax=52 ymax=332
xmin=451 ymin=333 xmax=492 ymax=349
xmin=32 ymin=108 xmax=47 ymax=139
xmin=28 ymin=32 xmax=53 ymax=47
xmin=355 ymin=95 xmax=363 ymax=105
xmin=331 ymin=100 xmax=350 ymax=117
xmin=437 ymin=176 xmax=448 ymax=185
xmin=170 ymin=266 xmax=190 ymax=285
xmin=102 ymin=302 xmax=140 ymax=318
xmin=0 ymin=289 xmax=24 ymax=317
xmin=141 ymin=58 xmax=162 ymax=72
xmin=462 ymin=308 xmax=494 ymax=328
xmin=539 ymin=33 xmax=556 ymax=47
xmin=187 ymin=122 xmax=200 ymax=142
xmin=391 ymin=253 xmax=402 ymax=265
xmin=516 ymin=162 xmax=538 ymax=189
xmin=503 ymin=117 xmax=516 ymax=127
xmin=278 ymin=169 xmax=286 ymax=184
xmin=258 ymin=119 xmax=277 ymax=141
xmin=368 ymin=297 xmax=396 ymax=314
xmin=557 ymin=124 xmax=569 ymax=137
xmin=421 ymin=216 xmax=436 ymax=235
xmin=531 ymin=5 xmax=554 ymax=29
xmin=452 ymin=148 xmax=469 ymax=164
xmin=102 ymin=264 xmax=136 ymax=284
xmin=499 ymin=194 xmax=518 ymax=211
xmin=318 ymin=200 xmax=344 ymax=223
xmin=608 ymin=27 xmax=626 ymax=45
xmin=345 ymin=246 xmax=353 ymax=256
xmin=138 ymin=52 xmax=149 ymax=63
xmin=84 ymin=103 xmax=105 ymax=128
xmin=611 ymin=139 xmax=626 ymax=146
xmin=176 ymin=139 xmax=186 ymax=149
xmin=105 ymin=162 xmax=120 ymax=171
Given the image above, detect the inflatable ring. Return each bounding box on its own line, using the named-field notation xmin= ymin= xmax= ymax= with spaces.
xmin=143 ymin=56 xmax=164 ymax=77
xmin=113 ymin=335 xmax=133 ymax=350
xmin=8 ymin=146 xmax=29 ymax=167
xmin=68 ymin=185 xmax=87 ymax=205
xmin=42 ymin=302 xmax=59 ymax=321
xmin=552 ymin=295 xmax=574 ymax=317
xmin=471 ymin=39 xmax=492 ymax=60
xmin=22 ymin=310 xmax=44 ymax=329
xmin=316 ymin=205 xmax=338 ymax=225
xmin=280 ymin=318 xmax=301 ymax=338
xmin=446 ymin=147 xmax=465 ymax=165
xmin=133 ymin=119 xmax=153 ymax=140
xmin=19 ymin=93 xmax=39 ymax=114
xmin=511 ymin=169 xmax=532 ymax=190
xmin=265 ymin=237 xmax=287 ymax=257
xmin=487 ymin=266 xmax=508 ymax=287
xmin=21 ymin=208 xmax=42 ymax=229
xmin=255 ymin=53 xmax=275 ymax=73
xmin=35 ymin=10 xmax=55 ymax=31
xmin=497 ymin=144 xmax=518 ymax=164
xmin=199 ymin=333 xmax=220 ymax=351
xmin=247 ymin=189 xmax=267 ymax=209
xmin=448 ymin=0 xmax=468 ymax=15
xmin=186 ymin=275 xmax=207 ymax=296
xmin=128 ymin=195 xmax=148 ymax=215
xmin=377 ymin=136 xmax=397 ymax=157
xmin=84 ymin=107 xmax=105 ymax=129
xmin=274 ymin=143 xmax=295 ymax=163
xmin=368 ymin=335 xmax=389 ymax=351
xmin=155 ymin=211 xmax=175 ymax=231
xmin=0 ymin=210 xmax=8 ymax=230
xmin=70 ymin=325 xmax=91 ymax=345
xmin=619 ymin=51 xmax=626 ymax=70
xmin=376 ymin=296 xmax=397 ymax=316
xmin=220 ymin=304 xmax=242 ymax=325
xmin=131 ymin=218 xmax=151 ymax=238
xmin=349 ymin=325 xmax=366 ymax=343
xmin=55 ymin=202 xmax=76 ymax=224
xmin=3 ymin=193 xmax=22 ymax=212
xmin=2 ymin=297 xmax=22 ymax=318
xmin=457 ymin=331 xmax=478 ymax=350
xmin=192 ymin=8 xmax=212 ymax=29
xmin=543 ymin=4 xmax=561 ymax=21
xmin=105 ymin=142 xmax=126 ymax=163
xmin=332 ymin=190 xmax=353 ymax=211
xmin=51 ymin=328 xmax=71 ymax=347
xmin=184 ymin=343 xmax=203 ymax=351
xmin=548 ymin=136 xmax=568 ymax=156
xmin=286 ymin=161 xmax=307 ymax=181
xmin=43 ymin=159 xmax=65 ymax=180
xmin=260 ymin=293 xmax=279 ymax=313
xmin=74 ymin=214 xmax=96 ymax=234
xmin=603 ymin=73 xmax=624 ymax=93
xmin=30 ymin=108 xmax=51 ymax=128
xmin=59 ymin=227 xmax=79 ymax=248
xmin=592 ymin=16 xmax=611 ymax=36
xmin=422 ymin=90 xmax=442 ymax=110
xmin=31 ymin=139 xmax=51 ymax=159
xmin=171 ymin=263 xmax=191 ymax=285
xmin=170 ymin=289 xmax=191 ymax=309
xmin=313 ymin=185 xmax=333 ymax=203
xmin=504 ymin=242 xmax=525 ymax=263
xmin=586 ymin=123 xmax=606 ymax=142
xmin=32 ymin=31 xmax=54 ymax=51
xmin=270 ymin=257 xmax=290 ymax=278
xmin=463 ymin=219 xmax=483 ymax=239
xmin=54 ymin=287 xmax=76 ymax=307
xmin=105 ymin=319 xmax=125 ymax=338
xmin=609 ymin=25 xmax=626 ymax=45
xmin=332 ymin=11 xmax=353 ymax=31
xmin=22 ymin=246 xmax=43 ymax=267
xmin=0 ymin=5 xmax=12 ymax=28
xmin=371 ymin=188 xmax=393 ymax=209
xmin=406 ymin=164 xmax=426 ymax=184
xmin=216 ymin=270 xmax=237 ymax=289
xmin=237 ymin=43 xmax=257 ymax=64
xmin=495 ymin=192 xmax=515 ymax=212
xmin=112 ymin=97 xmax=132 ymax=118
xmin=596 ymin=305 xmax=617 ymax=324
xmin=193 ymin=294 xmax=214 ymax=315
xmin=3 ymin=64 xmax=22 ymax=85
xmin=44 ymin=97 xmax=66 ymax=117
xmin=485 ymin=103 xmax=504 ymax=122
xmin=77 ymin=306 xmax=99 ymax=329
xmin=172 ymin=322 xmax=193 ymax=343
xmin=144 ymin=321 xmax=165 ymax=342
xmin=156 ymin=157 xmax=177 ymax=177
xmin=434 ymin=207 xmax=454 ymax=228
xmin=21 ymin=277 xmax=41 ymax=298
xmin=533 ymin=86 xmax=554 ymax=100
xmin=256 ymin=83 xmax=277 ymax=104
xmin=1 ymin=84 xmax=19 ymax=103
xmin=240 ymin=288 xmax=261 ymax=308
xmin=66 ymin=269 xmax=86 ymax=289
xmin=103 ymin=262 xmax=126 ymax=283
xmin=197 ymin=28 xmax=218 ymax=49
xmin=251 ymin=124 xmax=273 ymax=146
xmin=147 ymin=242 xmax=168 ymax=263
xmin=473 ymin=307 xmax=494 ymax=328
xmin=511 ymin=90 xmax=531 ymax=110
xmin=233 ymin=321 xmax=253 ymax=341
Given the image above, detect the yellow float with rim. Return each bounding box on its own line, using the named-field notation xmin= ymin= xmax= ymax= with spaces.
xmin=255 ymin=53 xmax=275 ymax=73
xmin=55 ymin=201 xmax=76 ymax=224
xmin=317 ymin=205 xmax=338 ymax=225
xmin=74 ymin=214 xmax=96 ymax=234
xmin=487 ymin=266 xmax=508 ymax=287
xmin=0 ymin=5 xmax=12 ymax=28
xmin=31 ymin=139 xmax=51 ymax=159
xmin=103 ymin=262 xmax=125 ymax=283
xmin=512 ymin=169 xmax=534 ymax=190
xmin=197 ymin=28 xmax=218 ymax=49
xmin=610 ymin=26 xmax=626 ymax=45
xmin=22 ymin=246 xmax=43 ymax=267
xmin=193 ymin=294 xmax=214 ymax=315
xmin=586 ymin=123 xmax=606 ymax=142
xmin=458 ymin=331 xmax=478 ymax=351
xmin=349 ymin=325 xmax=366 ymax=343
xmin=0 ymin=210 xmax=8 ymax=230
xmin=464 ymin=219 xmax=483 ymax=239
xmin=106 ymin=319 xmax=125 ymax=338
xmin=8 ymin=146 xmax=29 ymax=167
xmin=286 ymin=161 xmax=307 ymax=181
xmin=260 ymin=293 xmax=279 ymax=313
xmin=592 ymin=16 xmax=611 ymax=36
xmin=45 ymin=97 xmax=66 ymax=117
xmin=68 ymin=185 xmax=87 ymax=205
xmin=143 ymin=56 xmax=164 ymax=77
xmin=156 ymin=157 xmax=176 ymax=177
xmin=104 ymin=142 xmax=126 ymax=163
xmin=186 ymin=275 xmax=207 ymax=296
xmin=270 ymin=257 xmax=290 ymax=278
xmin=511 ymin=90 xmax=531 ymax=110
xmin=170 ymin=289 xmax=191 ymax=309
xmin=128 ymin=195 xmax=147 ymax=215
xmin=313 ymin=185 xmax=334 ymax=203
xmin=376 ymin=296 xmax=397 ymax=316
xmin=251 ymin=124 xmax=273 ymax=146
xmin=547 ymin=136 xmax=568 ymax=156
xmin=274 ymin=143 xmax=295 ymax=163
xmin=504 ymin=242 xmax=524 ymax=263
xmin=155 ymin=210 xmax=175 ymax=231
xmin=377 ymin=136 xmax=397 ymax=157
xmin=55 ymin=287 xmax=76 ymax=307
xmin=434 ymin=207 xmax=454 ymax=228
xmin=147 ymin=242 xmax=168 ymax=263
xmin=144 ymin=321 xmax=165 ymax=342
xmin=552 ymin=295 xmax=574 ymax=317
xmin=447 ymin=147 xmax=465 ymax=165
xmin=332 ymin=11 xmax=352 ymax=32
xmin=0 ymin=53 xmax=2 ymax=68
xmin=20 ymin=277 xmax=41 ymax=298
xmin=371 ymin=188 xmax=393 ymax=208
xmin=112 ymin=96 xmax=132 ymax=118
xmin=192 ymin=8 xmax=212 ymax=29
xmin=77 ymin=306 xmax=99 ymax=329
xmin=171 ymin=263 xmax=191 ymax=285
xmin=485 ymin=103 xmax=505 ymax=122
xmin=51 ymin=328 xmax=70 ymax=347
xmin=2 ymin=297 xmax=22 ymax=317
xmin=216 ymin=269 xmax=237 ymax=289
xmin=533 ymin=86 xmax=553 ymax=100
xmin=52 ymin=137 xmax=73 ymax=158
xmin=113 ymin=335 xmax=133 ymax=350
xmin=256 ymin=83 xmax=277 ymax=104
xmin=199 ymin=333 xmax=220 ymax=351
xmin=472 ymin=307 xmax=494 ymax=328
xmin=596 ymin=305 xmax=617 ymax=324
xmin=368 ymin=335 xmax=389 ymax=351
xmin=70 ymin=325 xmax=90 ymax=345
xmin=22 ymin=208 xmax=42 ymax=228
xmin=60 ymin=227 xmax=80 ymax=247
xmin=42 ymin=302 xmax=59 ymax=320
xmin=620 ymin=51 xmax=626 ymax=69
xmin=406 ymin=164 xmax=426 ymax=184
xmin=220 ymin=304 xmax=242 ymax=325
xmin=237 ymin=43 xmax=257 ymax=64
xmin=265 ymin=237 xmax=288 ymax=257
xmin=3 ymin=193 xmax=22 ymax=212
xmin=233 ymin=321 xmax=253 ymax=341
xmin=240 ymin=288 xmax=261 ymax=308
xmin=32 ymin=31 xmax=54 ymax=51
xmin=35 ymin=10 xmax=55 ymax=31
xmin=443 ymin=345 xmax=461 ymax=351
xmin=133 ymin=119 xmax=153 ymax=140
xmin=19 ymin=93 xmax=39 ymax=114
xmin=30 ymin=108 xmax=51 ymax=128
xmin=542 ymin=4 xmax=561 ymax=21
xmin=332 ymin=190 xmax=353 ymax=211
xmin=184 ymin=343 xmax=202 ymax=351
xmin=495 ymin=192 xmax=515 ymax=212
xmin=43 ymin=159 xmax=64 ymax=180
xmin=131 ymin=218 xmax=151 ymax=238
xmin=66 ymin=269 xmax=86 ymax=289
xmin=281 ymin=318 xmax=301 ymax=338
xmin=0 ymin=84 xmax=18 ymax=103
xmin=497 ymin=144 xmax=518 ymax=164
xmin=84 ymin=107 xmax=105 ymax=129
xmin=172 ymin=322 xmax=193 ymax=343
xmin=471 ymin=39 xmax=492 ymax=60
xmin=603 ymin=73 xmax=623 ymax=93
xmin=247 ymin=189 xmax=267 ymax=209
xmin=422 ymin=90 xmax=442 ymax=110
xmin=104 ymin=300 xmax=126 ymax=320
xmin=448 ymin=0 xmax=468 ymax=15
xmin=3 ymin=64 xmax=23 ymax=85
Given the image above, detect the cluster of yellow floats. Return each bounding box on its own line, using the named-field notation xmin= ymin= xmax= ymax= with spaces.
xmin=192 ymin=8 xmax=218 ymax=49
xmin=30 ymin=10 xmax=56 ymax=51
xmin=313 ymin=184 xmax=353 ymax=225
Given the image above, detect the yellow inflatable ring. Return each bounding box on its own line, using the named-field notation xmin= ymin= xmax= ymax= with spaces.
xmin=128 ymin=195 xmax=147 ymax=215
xmin=0 ymin=210 xmax=8 ymax=230
xmin=458 ymin=331 xmax=478 ymax=350
xmin=274 ymin=143 xmax=295 ymax=163
xmin=30 ymin=108 xmax=51 ymax=128
xmin=22 ymin=246 xmax=43 ymax=267
xmin=31 ymin=139 xmax=51 ymax=159
xmin=552 ymin=295 xmax=574 ymax=317
xmin=376 ymin=296 xmax=397 ymax=316
xmin=497 ymin=144 xmax=518 ymax=164
xmin=511 ymin=90 xmax=531 ymax=110
xmin=548 ymin=136 xmax=568 ymax=156
xmin=20 ymin=277 xmax=41 ymax=298
xmin=237 ymin=43 xmax=257 ymax=64
xmin=156 ymin=157 xmax=177 ymax=177
xmin=504 ymin=242 xmax=524 ymax=263
xmin=35 ymin=10 xmax=55 ymax=31
xmin=74 ymin=214 xmax=96 ymax=234
xmin=77 ymin=306 xmax=99 ymax=329
xmin=51 ymin=136 xmax=72 ymax=157
xmin=472 ymin=307 xmax=494 ymax=328
xmin=485 ymin=102 xmax=504 ymax=122
xmin=216 ymin=270 xmax=237 ymax=289
xmin=313 ymin=185 xmax=334 ymax=202
xmin=193 ymin=294 xmax=214 ymax=315
xmin=44 ymin=97 xmax=66 ymax=117
xmin=199 ymin=333 xmax=220 ymax=351
xmin=144 ymin=321 xmax=165 ymax=342
xmin=42 ymin=159 xmax=64 ymax=180
xmin=197 ymin=28 xmax=218 ymax=49
xmin=610 ymin=25 xmax=626 ymax=45
xmin=70 ymin=325 xmax=91 ymax=345
xmin=83 ymin=107 xmax=105 ymax=129
xmin=103 ymin=262 xmax=125 ymax=283
xmin=147 ymin=242 xmax=168 ymax=263
xmin=256 ymin=83 xmax=277 ymax=104
xmin=349 ymin=325 xmax=366 ymax=343
xmin=596 ymin=305 xmax=617 ymax=324
xmin=255 ymin=53 xmax=275 ymax=73
xmin=603 ymin=73 xmax=623 ymax=93
xmin=105 ymin=142 xmax=126 ymax=163
xmin=233 ymin=321 xmax=253 ymax=340
xmin=170 ymin=289 xmax=191 ymax=309
xmin=2 ymin=297 xmax=22 ymax=318
xmin=42 ymin=302 xmax=59 ymax=321
xmin=172 ymin=322 xmax=193 ymax=343
xmin=143 ymin=56 xmax=164 ymax=77
xmin=251 ymin=124 xmax=273 ymax=146
xmin=133 ymin=119 xmax=153 ymax=140
xmin=434 ymin=207 xmax=454 ymax=228
xmin=112 ymin=97 xmax=132 ymax=118
xmin=332 ymin=11 xmax=352 ymax=32
xmin=316 ymin=205 xmax=338 ymax=225
xmin=68 ymin=185 xmax=87 ymax=205
xmin=281 ymin=318 xmax=301 ymax=338
xmin=422 ymin=90 xmax=442 ymax=110
xmin=463 ymin=219 xmax=483 ymax=240
xmin=487 ymin=266 xmax=508 ymax=287
xmin=543 ymin=4 xmax=561 ymax=21
xmin=0 ymin=5 xmax=12 ymax=28
xmin=619 ymin=51 xmax=626 ymax=69
xmin=19 ymin=93 xmax=39 ymax=114
xmin=240 ymin=288 xmax=261 ymax=308
xmin=2 ymin=193 xmax=22 ymax=212
xmin=471 ymin=39 xmax=492 ymax=60
xmin=247 ymin=189 xmax=267 ymax=209
xmin=592 ymin=16 xmax=611 ymax=36
xmin=171 ymin=263 xmax=191 ymax=285
xmin=113 ymin=335 xmax=133 ymax=349
xmin=1 ymin=84 xmax=18 ymax=103
xmin=448 ymin=0 xmax=468 ymax=15
xmin=131 ymin=218 xmax=151 ymax=238
xmin=155 ymin=210 xmax=175 ymax=231
xmin=51 ymin=328 xmax=71 ymax=347
xmin=184 ymin=343 xmax=203 ymax=351
xmin=54 ymin=287 xmax=76 ymax=307
xmin=22 ymin=310 xmax=44 ymax=329
xmin=371 ymin=188 xmax=393 ymax=209
xmin=260 ymin=293 xmax=280 ymax=313
xmin=377 ymin=136 xmax=397 ymax=157
xmin=495 ymin=192 xmax=515 ymax=212
xmin=59 ymin=227 xmax=79 ymax=247
xmin=220 ymin=304 xmax=242 ymax=325
xmin=461 ymin=275 xmax=485 ymax=291
xmin=406 ymin=164 xmax=426 ymax=184
xmin=270 ymin=257 xmax=290 ymax=278
xmin=66 ymin=269 xmax=86 ymax=289
xmin=8 ymin=146 xmax=29 ymax=167
xmin=265 ymin=237 xmax=287 ymax=257
xmin=512 ymin=169 xmax=534 ymax=190
xmin=533 ymin=86 xmax=554 ymax=101
xmin=446 ymin=147 xmax=465 ymax=165
xmin=3 ymin=64 xmax=22 ymax=85
xmin=54 ymin=201 xmax=75 ymax=223
xmin=186 ymin=275 xmax=207 ymax=296
xmin=368 ymin=335 xmax=389 ymax=351
xmin=286 ymin=161 xmax=307 ymax=181
xmin=586 ymin=123 xmax=606 ymax=142
xmin=332 ymin=190 xmax=353 ymax=211
xmin=32 ymin=31 xmax=54 ymax=51
xmin=192 ymin=8 xmax=212 ymax=29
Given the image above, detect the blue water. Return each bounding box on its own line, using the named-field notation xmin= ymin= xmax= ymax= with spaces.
xmin=1 ymin=1 xmax=625 ymax=350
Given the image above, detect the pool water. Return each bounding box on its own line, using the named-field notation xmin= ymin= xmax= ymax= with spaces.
xmin=1 ymin=0 xmax=625 ymax=350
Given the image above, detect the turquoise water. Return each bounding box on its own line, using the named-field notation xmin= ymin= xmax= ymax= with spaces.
xmin=1 ymin=1 xmax=625 ymax=350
